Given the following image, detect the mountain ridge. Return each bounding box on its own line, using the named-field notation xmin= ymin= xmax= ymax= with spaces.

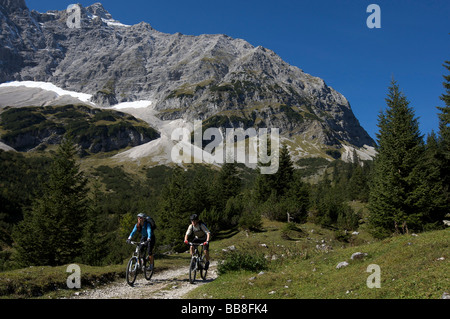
xmin=0 ymin=1 xmax=376 ymax=164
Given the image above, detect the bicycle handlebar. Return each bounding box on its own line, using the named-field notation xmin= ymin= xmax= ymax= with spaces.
xmin=187 ymin=242 xmax=204 ymax=246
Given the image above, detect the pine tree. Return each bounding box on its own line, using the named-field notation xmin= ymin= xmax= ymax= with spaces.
xmin=81 ymin=180 xmax=109 ymax=266
xmin=158 ymin=167 xmax=194 ymax=252
xmin=213 ymin=162 xmax=241 ymax=212
xmin=13 ymin=136 xmax=88 ymax=266
xmin=283 ymin=171 xmax=310 ymax=223
xmin=191 ymin=170 xmax=214 ymax=215
xmin=422 ymin=132 xmax=447 ymax=227
xmin=437 ymin=60 xmax=450 ymax=211
xmin=274 ymin=143 xmax=294 ymax=197
xmin=348 ymin=161 xmax=370 ymax=202
xmin=368 ymin=80 xmax=427 ymax=238
xmin=254 ymin=143 xmax=293 ymax=202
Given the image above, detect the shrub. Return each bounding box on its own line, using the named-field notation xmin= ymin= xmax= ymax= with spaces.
xmin=218 ymin=249 xmax=267 ymax=275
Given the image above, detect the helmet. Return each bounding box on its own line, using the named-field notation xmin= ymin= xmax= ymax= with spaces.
xmin=137 ymin=213 xmax=147 ymax=218
xmin=190 ymin=214 xmax=199 ymax=221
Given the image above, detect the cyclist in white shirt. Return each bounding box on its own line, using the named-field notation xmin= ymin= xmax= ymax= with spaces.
xmin=184 ymin=214 xmax=211 ymax=270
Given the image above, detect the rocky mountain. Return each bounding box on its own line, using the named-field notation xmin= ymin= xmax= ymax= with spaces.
xmin=0 ymin=0 xmax=376 ymax=164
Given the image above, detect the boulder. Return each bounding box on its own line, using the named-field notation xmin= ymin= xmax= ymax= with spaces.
xmin=351 ymin=252 xmax=368 ymax=260
xmin=336 ymin=261 xmax=349 ymax=269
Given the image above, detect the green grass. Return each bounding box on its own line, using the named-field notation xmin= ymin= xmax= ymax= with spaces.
xmin=0 ymin=264 xmax=124 ymax=298
xmin=187 ymin=222 xmax=449 ymax=299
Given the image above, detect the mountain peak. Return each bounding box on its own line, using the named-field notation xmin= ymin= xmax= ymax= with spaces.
xmin=86 ymin=2 xmax=113 ymax=20
xmin=1 ymin=0 xmax=376 ymax=162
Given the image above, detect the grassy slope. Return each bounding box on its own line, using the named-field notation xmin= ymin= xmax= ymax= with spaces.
xmin=187 ymin=221 xmax=449 ymax=299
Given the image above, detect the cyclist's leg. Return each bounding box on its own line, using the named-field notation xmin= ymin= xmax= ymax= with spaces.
xmin=148 ymin=235 xmax=155 ymax=269
xmin=202 ymin=241 xmax=210 ymax=260
xmin=198 ymin=236 xmax=210 ymax=269
xmin=139 ymin=239 xmax=147 ymax=267
xmin=204 ymin=245 xmax=210 ymax=270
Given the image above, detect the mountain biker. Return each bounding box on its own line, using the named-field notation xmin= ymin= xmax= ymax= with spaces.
xmin=127 ymin=213 xmax=155 ymax=271
xmin=184 ymin=214 xmax=211 ymax=270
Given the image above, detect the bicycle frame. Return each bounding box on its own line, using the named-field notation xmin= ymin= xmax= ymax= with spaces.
xmin=191 ymin=242 xmax=204 ymax=257
xmin=188 ymin=242 xmax=207 ymax=284
xmin=132 ymin=241 xmax=144 ymax=266
xmin=126 ymin=241 xmax=154 ymax=286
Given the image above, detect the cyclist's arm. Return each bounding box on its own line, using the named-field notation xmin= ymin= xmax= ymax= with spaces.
xmin=128 ymin=224 xmax=137 ymax=240
xmin=146 ymin=221 xmax=152 ymax=239
xmin=184 ymin=225 xmax=192 ymax=242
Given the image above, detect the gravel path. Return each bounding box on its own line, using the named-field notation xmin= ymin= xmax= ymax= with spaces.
xmin=69 ymin=262 xmax=218 ymax=299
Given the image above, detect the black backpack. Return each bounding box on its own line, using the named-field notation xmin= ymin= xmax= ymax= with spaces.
xmin=146 ymin=216 xmax=157 ymax=231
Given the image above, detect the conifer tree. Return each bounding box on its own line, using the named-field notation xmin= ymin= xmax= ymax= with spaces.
xmin=213 ymin=162 xmax=241 ymax=212
xmin=369 ymin=80 xmax=426 ymax=238
xmin=422 ymin=132 xmax=447 ymax=227
xmin=81 ymin=180 xmax=108 ymax=266
xmin=13 ymin=136 xmax=88 ymax=266
xmin=158 ymin=167 xmax=194 ymax=252
xmin=437 ymin=60 xmax=450 ymax=210
xmin=254 ymin=143 xmax=293 ymax=202
xmin=274 ymin=143 xmax=294 ymax=197
xmin=191 ymin=170 xmax=214 ymax=215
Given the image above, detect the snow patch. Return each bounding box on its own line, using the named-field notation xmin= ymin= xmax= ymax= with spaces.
xmin=0 ymin=81 xmax=92 ymax=103
xmin=112 ymin=100 xmax=153 ymax=109
xmin=103 ymin=19 xmax=131 ymax=28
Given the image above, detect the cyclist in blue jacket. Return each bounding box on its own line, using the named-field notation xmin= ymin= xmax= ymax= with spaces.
xmin=127 ymin=213 xmax=155 ymax=271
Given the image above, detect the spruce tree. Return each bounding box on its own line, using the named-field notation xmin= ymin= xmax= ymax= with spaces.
xmin=191 ymin=170 xmax=214 ymax=215
xmin=158 ymin=167 xmax=194 ymax=252
xmin=254 ymin=143 xmax=293 ymax=202
xmin=283 ymin=170 xmax=310 ymax=223
xmin=13 ymin=136 xmax=88 ymax=266
xmin=213 ymin=162 xmax=241 ymax=212
xmin=422 ymin=132 xmax=447 ymax=227
xmin=274 ymin=143 xmax=294 ymax=197
xmin=369 ymin=80 xmax=426 ymax=238
xmin=437 ymin=60 xmax=450 ymax=211
xmin=81 ymin=180 xmax=108 ymax=266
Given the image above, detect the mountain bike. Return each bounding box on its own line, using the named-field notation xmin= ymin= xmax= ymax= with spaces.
xmin=126 ymin=241 xmax=154 ymax=286
xmin=187 ymin=242 xmax=207 ymax=284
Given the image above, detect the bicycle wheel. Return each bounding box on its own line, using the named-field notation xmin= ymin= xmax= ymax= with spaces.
xmin=126 ymin=256 xmax=139 ymax=286
xmin=189 ymin=256 xmax=197 ymax=284
xmin=200 ymin=255 xmax=208 ymax=280
xmin=144 ymin=257 xmax=154 ymax=280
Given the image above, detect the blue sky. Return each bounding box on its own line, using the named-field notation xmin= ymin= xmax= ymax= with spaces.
xmin=26 ymin=0 xmax=450 ymax=141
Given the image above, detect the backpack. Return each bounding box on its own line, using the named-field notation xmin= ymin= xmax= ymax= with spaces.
xmin=146 ymin=216 xmax=157 ymax=231
xmin=198 ymin=220 xmax=212 ymax=237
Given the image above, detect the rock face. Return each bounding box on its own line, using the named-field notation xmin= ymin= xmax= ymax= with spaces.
xmin=0 ymin=1 xmax=376 ymax=159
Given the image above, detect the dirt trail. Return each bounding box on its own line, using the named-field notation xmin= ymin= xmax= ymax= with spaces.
xmin=70 ymin=262 xmax=218 ymax=299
